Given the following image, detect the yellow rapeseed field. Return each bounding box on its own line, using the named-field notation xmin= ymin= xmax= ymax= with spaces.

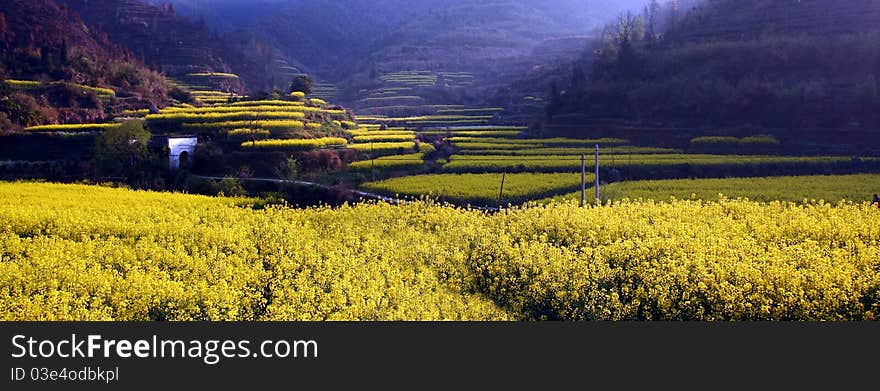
xmin=1 ymin=182 xmax=877 ymax=321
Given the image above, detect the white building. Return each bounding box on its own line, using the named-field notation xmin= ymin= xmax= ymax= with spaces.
xmin=168 ymin=137 xmax=198 ymax=170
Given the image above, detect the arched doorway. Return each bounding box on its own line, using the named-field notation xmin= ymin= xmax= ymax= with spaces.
xmin=168 ymin=137 xmax=197 ymax=170
xmin=179 ymin=151 xmax=190 ymax=169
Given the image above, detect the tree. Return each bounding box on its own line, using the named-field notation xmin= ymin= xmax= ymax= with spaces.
xmin=60 ymin=39 xmax=68 ymax=66
xmin=612 ymin=11 xmax=644 ymax=80
xmin=289 ymin=75 xmax=314 ymax=95
xmin=644 ymin=0 xmax=661 ymax=47
xmin=274 ymin=157 xmax=300 ymax=182
xmin=93 ymin=121 xmax=152 ymax=182
xmin=666 ymin=0 xmax=681 ymax=32
xmin=546 ymin=80 xmax=563 ymax=120
xmin=571 ymin=62 xmax=586 ymax=91
xmin=218 ymin=177 xmax=246 ymax=197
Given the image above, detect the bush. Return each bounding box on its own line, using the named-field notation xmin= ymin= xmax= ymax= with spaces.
xmin=193 ymin=143 xmax=226 ymax=175
xmin=274 ymin=157 xmax=300 ymax=181
xmin=185 ymin=176 xmax=220 ymax=196
xmin=170 ymin=87 xmax=197 ymax=105
xmin=296 ymin=150 xmax=345 ymax=172
xmin=289 ymin=75 xmax=313 ymax=95
xmin=93 ymin=121 xmax=152 ymax=180
xmin=218 ymin=176 xmax=246 ymax=197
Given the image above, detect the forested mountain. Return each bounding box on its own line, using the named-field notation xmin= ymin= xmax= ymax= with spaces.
xmin=0 ymin=0 xmax=171 ymax=129
xmin=154 ymin=0 xmax=644 ymax=99
xmin=59 ymin=0 xmax=294 ymax=92
xmin=145 ymin=0 xmax=289 ymax=32
xmin=545 ymin=0 xmax=880 ymax=131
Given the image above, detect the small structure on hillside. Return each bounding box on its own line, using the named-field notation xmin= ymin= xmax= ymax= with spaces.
xmin=167 ymin=136 xmax=198 ymax=170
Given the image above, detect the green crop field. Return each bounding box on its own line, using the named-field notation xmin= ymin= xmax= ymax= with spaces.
xmin=457 ymin=147 xmax=682 ymax=155
xmin=544 ymin=174 xmax=880 ymax=204
xmin=362 ymin=173 xmax=594 ymax=205
xmin=348 ymin=153 xmax=426 ymax=172
xmin=450 ymin=137 xmax=629 ymax=150
xmin=239 ymin=137 xmax=348 ymax=151
xmin=442 ymin=154 xmax=877 ymax=173
xmin=347 ymin=129 xmax=416 ymax=137
xmin=352 ymin=134 xmax=417 ymax=143
xmin=183 ymin=120 xmax=306 ymax=132
xmin=348 ymin=142 xmax=418 ymax=155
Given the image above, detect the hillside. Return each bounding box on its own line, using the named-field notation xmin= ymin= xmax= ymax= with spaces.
xmin=0 ymin=0 xmax=171 ymax=129
xmin=673 ymin=0 xmax=880 ymax=41
xmin=59 ymin=0 xmax=294 ymax=93
xmin=544 ymin=0 xmax=880 ymax=136
xmin=269 ymin=0 xmax=641 ymax=73
xmin=155 ymin=0 xmax=644 ymax=118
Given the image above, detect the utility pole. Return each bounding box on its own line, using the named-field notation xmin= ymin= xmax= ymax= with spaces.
xmin=580 ymin=153 xmax=586 ymax=207
xmin=595 ymin=144 xmax=600 ymax=205
xmin=370 ymin=141 xmax=375 ymax=181
xmin=499 ymin=172 xmax=506 ymax=206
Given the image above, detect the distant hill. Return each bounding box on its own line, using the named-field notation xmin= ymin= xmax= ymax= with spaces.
xmin=155 ymin=0 xmax=644 ymax=107
xmin=0 ymin=0 xmax=171 ymax=129
xmin=144 ymin=0 xmax=290 ymax=32
xmin=673 ymin=0 xmax=880 ymax=41
xmin=544 ymin=0 xmax=880 ymax=133
xmin=59 ymin=0 xmax=295 ymax=92
xmin=250 ymin=0 xmax=642 ymax=78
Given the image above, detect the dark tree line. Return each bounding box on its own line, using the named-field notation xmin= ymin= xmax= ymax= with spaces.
xmin=546 ymin=0 xmax=880 ymax=130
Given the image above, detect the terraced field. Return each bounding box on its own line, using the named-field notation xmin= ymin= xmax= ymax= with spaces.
xmin=4 ymin=79 xmax=116 ymax=101
xmin=348 ymin=122 xmax=880 ymax=207
xmin=544 ymin=174 xmax=880 ymax=204
xmin=362 ymin=173 xmax=592 ymax=205
xmin=442 ymin=154 xmax=876 ymax=173
xmin=145 ymin=99 xmax=351 ymax=137
xmin=351 ymin=70 xmax=512 ymax=127
xmin=168 ymin=74 xmax=246 ymax=104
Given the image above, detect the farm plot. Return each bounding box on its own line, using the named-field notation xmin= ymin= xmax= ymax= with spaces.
xmin=544 ymin=174 xmax=880 ymax=204
xmin=361 ymin=173 xmax=592 ymax=205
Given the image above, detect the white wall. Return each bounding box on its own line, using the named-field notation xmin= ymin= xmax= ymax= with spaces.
xmin=168 ymin=137 xmax=198 ymax=170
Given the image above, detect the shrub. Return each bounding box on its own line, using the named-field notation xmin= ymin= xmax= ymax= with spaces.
xmin=218 ymin=177 xmax=246 ymax=197
xmin=274 ymin=157 xmax=300 ymax=181
xmin=290 ymin=75 xmax=314 ymax=95
xmin=296 ymin=150 xmax=344 ymax=172
xmin=185 ymin=176 xmax=221 ymax=196
xmin=170 ymin=87 xmax=197 ymax=104
xmin=93 ymin=121 xmax=152 ymax=181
